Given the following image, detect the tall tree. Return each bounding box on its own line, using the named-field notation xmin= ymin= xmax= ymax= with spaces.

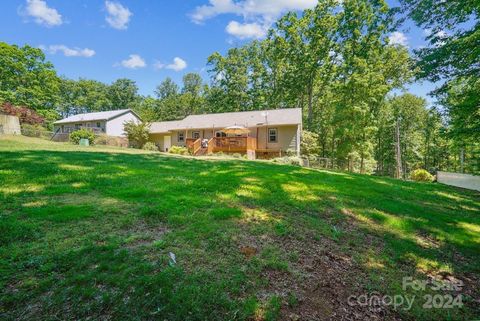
xmin=182 ymin=73 xmax=203 ymax=115
xmin=401 ymin=0 xmax=479 ymax=156
xmin=109 ymin=78 xmax=139 ymax=109
xmin=155 ymin=77 xmax=179 ymax=100
xmin=0 ymin=42 xmax=60 ymax=110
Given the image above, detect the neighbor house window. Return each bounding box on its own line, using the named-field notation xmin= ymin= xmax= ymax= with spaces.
xmin=178 ymin=132 xmax=185 ymax=142
xmin=268 ymin=128 xmax=277 ymax=143
xmin=192 ymin=131 xmax=200 ymax=139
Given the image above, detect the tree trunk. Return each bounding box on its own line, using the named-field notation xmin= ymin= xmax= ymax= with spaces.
xmin=460 ymin=147 xmax=465 ymax=173
xmin=307 ymin=83 xmax=313 ymax=129
xmin=394 ymin=118 xmax=403 ymax=179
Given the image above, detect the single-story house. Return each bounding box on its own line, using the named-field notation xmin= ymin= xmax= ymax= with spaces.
xmin=53 ymin=109 xmax=141 ymax=137
xmin=149 ymin=108 xmax=302 ymax=158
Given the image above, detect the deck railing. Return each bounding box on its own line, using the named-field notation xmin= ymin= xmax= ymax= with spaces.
xmin=186 ymin=138 xmax=196 ymax=150
xmin=187 ymin=136 xmax=258 ymax=154
xmin=61 ymin=126 xmax=104 ymax=134
xmin=211 ymin=137 xmax=257 ymax=152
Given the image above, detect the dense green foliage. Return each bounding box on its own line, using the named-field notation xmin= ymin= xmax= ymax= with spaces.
xmin=69 ymin=128 xmax=96 ymax=145
xmin=0 ymin=136 xmax=478 ymax=320
xmin=400 ymin=0 xmax=479 ymax=167
xmin=0 ymin=43 xmax=59 ymax=111
xmin=0 ymin=0 xmax=477 ymax=176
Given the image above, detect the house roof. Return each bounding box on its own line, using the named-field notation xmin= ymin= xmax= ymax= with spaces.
xmin=54 ymin=109 xmax=139 ymax=124
xmin=149 ymin=108 xmax=302 ymax=134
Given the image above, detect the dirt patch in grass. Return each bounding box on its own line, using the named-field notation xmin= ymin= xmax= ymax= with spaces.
xmin=278 ymin=236 xmax=401 ymax=321
xmin=120 ymin=219 xmax=169 ymax=249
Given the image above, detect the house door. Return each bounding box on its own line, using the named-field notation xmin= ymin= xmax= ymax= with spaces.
xmin=164 ymin=136 xmax=171 ymax=152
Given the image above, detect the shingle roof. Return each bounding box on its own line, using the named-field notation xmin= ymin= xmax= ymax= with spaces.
xmin=54 ymin=109 xmax=136 ymax=124
xmin=149 ymin=108 xmax=302 ymax=133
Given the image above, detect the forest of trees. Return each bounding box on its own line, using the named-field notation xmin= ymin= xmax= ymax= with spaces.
xmin=0 ymin=0 xmax=478 ymax=176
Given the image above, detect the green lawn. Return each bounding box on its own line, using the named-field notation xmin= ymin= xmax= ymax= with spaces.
xmin=1 ymin=136 xmax=479 ymax=320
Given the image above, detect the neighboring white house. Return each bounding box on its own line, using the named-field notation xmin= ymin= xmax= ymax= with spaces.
xmin=53 ymin=109 xmax=141 ymax=137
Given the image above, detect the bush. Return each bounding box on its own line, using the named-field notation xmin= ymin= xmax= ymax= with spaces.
xmin=94 ymin=135 xmax=127 ymax=147
xmin=142 ymin=142 xmax=158 ymax=151
xmin=124 ymin=120 xmax=149 ymax=148
xmin=169 ymin=145 xmax=189 ymax=155
xmin=300 ymin=130 xmax=320 ymax=156
xmin=410 ymin=169 xmax=434 ymax=182
xmin=21 ymin=124 xmax=50 ymax=139
xmin=69 ymin=128 xmax=95 ymax=145
xmin=1 ymin=102 xmax=44 ymax=125
xmin=272 ymin=156 xmax=302 ymax=166
xmin=232 ymin=153 xmax=242 ymax=158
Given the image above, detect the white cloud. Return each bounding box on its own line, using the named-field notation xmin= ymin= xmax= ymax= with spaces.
xmin=43 ymin=45 xmax=95 ymax=57
xmin=23 ymin=0 xmax=63 ymax=27
xmin=191 ymin=0 xmax=317 ymax=23
xmin=155 ymin=57 xmax=187 ymax=71
xmin=389 ymin=31 xmax=408 ymax=47
xmin=166 ymin=57 xmax=187 ymax=71
xmin=190 ymin=0 xmax=317 ymax=39
xmin=225 ymin=21 xmax=266 ymax=39
xmin=119 ymin=54 xmax=146 ymax=69
xmin=105 ymin=1 xmax=132 ymax=30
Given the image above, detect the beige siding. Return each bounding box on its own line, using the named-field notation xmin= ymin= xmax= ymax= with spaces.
xmin=149 ymin=124 xmax=300 ymax=154
xmin=257 ymin=125 xmax=298 ymax=152
xmin=149 ymin=133 xmax=166 ymax=151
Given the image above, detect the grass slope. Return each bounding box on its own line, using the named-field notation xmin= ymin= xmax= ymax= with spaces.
xmin=1 ymin=136 xmax=479 ymax=320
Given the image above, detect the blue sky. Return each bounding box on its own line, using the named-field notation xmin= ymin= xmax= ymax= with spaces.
xmin=1 ymin=0 xmax=437 ymax=103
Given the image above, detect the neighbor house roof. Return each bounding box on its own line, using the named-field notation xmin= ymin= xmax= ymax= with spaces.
xmin=149 ymin=108 xmax=302 ymax=134
xmin=54 ymin=109 xmax=139 ymax=124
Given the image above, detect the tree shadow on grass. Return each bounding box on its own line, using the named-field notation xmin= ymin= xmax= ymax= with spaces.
xmin=1 ymin=149 xmax=479 ymax=320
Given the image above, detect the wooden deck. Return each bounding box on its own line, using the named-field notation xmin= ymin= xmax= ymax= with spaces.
xmin=187 ymin=136 xmax=273 ymax=158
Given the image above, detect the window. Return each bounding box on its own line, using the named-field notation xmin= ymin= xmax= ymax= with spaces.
xmin=268 ymin=128 xmax=277 ymax=143
xmin=192 ymin=131 xmax=200 ymax=139
xmin=215 ymin=131 xmax=227 ymax=138
xmin=96 ymin=122 xmax=101 ymax=128
xmin=178 ymin=132 xmax=185 ymax=142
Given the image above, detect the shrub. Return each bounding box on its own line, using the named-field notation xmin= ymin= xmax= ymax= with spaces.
xmin=232 ymin=153 xmax=242 ymax=158
xmin=410 ymin=169 xmax=434 ymax=182
xmin=124 ymin=120 xmax=149 ymax=148
xmin=142 ymin=142 xmax=158 ymax=151
xmin=272 ymin=156 xmax=302 ymax=166
xmin=69 ymin=128 xmax=95 ymax=145
xmin=285 ymin=149 xmax=297 ymax=156
xmin=300 ymin=130 xmax=320 ymax=156
xmin=21 ymin=124 xmax=50 ymax=139
xmin=169 ymin=145 xmax=189 ymax=155
xmin=0 ymin=102 xmax=44 ymax=125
